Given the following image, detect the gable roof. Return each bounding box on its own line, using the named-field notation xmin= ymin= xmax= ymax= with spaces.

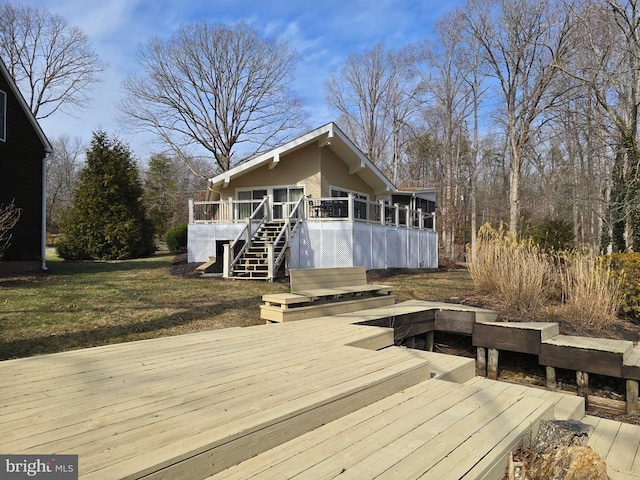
xmin=0 ymin=57 xmax=52 ymax=153
xmin=208 ymin=122 xmax=395 ymax=196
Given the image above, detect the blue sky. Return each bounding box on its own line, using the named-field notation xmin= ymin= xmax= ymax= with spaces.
xmin=28 ymin=0 xmax=462 ymax=160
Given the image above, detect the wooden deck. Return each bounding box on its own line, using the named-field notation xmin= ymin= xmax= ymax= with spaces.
xmin=208 ymin=378 xmax=555 ymax=480
xmin=584 ymin=415 xmax=640 ymax=479
xmin=0 ymin=300 xmax=638 ymax=479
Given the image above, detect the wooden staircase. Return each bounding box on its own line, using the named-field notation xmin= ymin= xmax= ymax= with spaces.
xmin=232 ymin=221 xmax=287 ymax=279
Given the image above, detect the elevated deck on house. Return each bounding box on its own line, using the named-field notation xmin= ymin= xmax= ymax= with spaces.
xmin=0 ymin=301 xmax=638 ymax=479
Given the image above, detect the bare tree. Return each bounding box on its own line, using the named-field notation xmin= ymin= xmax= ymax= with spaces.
xmin=558 ymin=0 xmax=640 ymax=251
xmin=421 ymin=12 xmax=478 ymax=261
xmin=462 ymin=0 xmax=576 ymax=233
xmin=121 ymin=22 xmax=307 ymax=176
xmin=324 ymin=44 xmax=425 ymax=177
xmin=0 ymin=200 xmax=21 ymax=259
xmin=0 ymin=3 xmax=104 ymax=119
xmin=46 ymin=135 xmax=84 ymax=232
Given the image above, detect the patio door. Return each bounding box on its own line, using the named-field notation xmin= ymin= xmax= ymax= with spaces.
xmin=272 ymin=187 xmax=304 ymax=220
xmin=237 ymin=189 xmax=267 ymax=218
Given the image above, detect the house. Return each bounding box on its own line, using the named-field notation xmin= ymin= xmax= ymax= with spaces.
xmin=0 ymin=58 xmax=53 ymax=272
xmin=188 ymin=123 xmax=437 ymax=279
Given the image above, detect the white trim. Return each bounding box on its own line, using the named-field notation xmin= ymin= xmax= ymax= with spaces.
xmin=208 ymin=122 xmax=394 ymax=195
xmin=329 ymin=185 xmax=369 ymax=200
xmin=235 ymin=184 xmax=306 ymax=200
xmin=0 ymin=89 xmax=6 ymax=142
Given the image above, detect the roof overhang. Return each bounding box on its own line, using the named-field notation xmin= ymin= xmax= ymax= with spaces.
xmin=208 ymin=122 xmax=395 ymax=196
xmin=395 ymin=187 xmax=438 ymax=200
xmin=0 ymin=58 xmax=52 ymax=154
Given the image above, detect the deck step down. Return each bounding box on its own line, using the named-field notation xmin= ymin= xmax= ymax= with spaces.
xmin=210 ymin=378 xmax=555 ymax=480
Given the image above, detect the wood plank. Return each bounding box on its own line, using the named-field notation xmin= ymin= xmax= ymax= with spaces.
xmin=473 ymin=322 xmax=557 ymax=354
xmin=607 ymin=421 xmax=640 ymax=474
xmin=585 ymin=415 xmax=621 ymax=459
xmin=464 ymin=377 xmax=585 ymax=421
xmin=208 ymin=379 xmax=469 ymax=480
xmin=623 ymin=347 xmax=640 ymax=381
xmin=459 ymin=399 xmax=554 ymax=480
xmin=260 ymin=295 xmax=395 ymax=322
xmin=540 ymin=340 xmax=626 ymax=378
xmin=544 ymin=335 xmax=633 ymax=357
xmin=290 ymin=267 xmax=367 ymax=290
xmin=370 ymin=394 xmax=547 ymax=479
xmin=6 ymin=344 xmax=430 ymax=480
xmin=231 ymin=382 xmax=505 ymax=480
xmin=85 ymin=354 xmax=432 ymax=479
xmin=261 ymin=292 xmax=309 ymax=305
xmin=1 ymin=342 xmax=369 ymax=448
xmin=434 ymin=310 xmax=476 ymax=334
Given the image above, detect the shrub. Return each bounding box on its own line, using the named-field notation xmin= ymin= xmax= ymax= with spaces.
xmin=526 ymin=218 xmax=574 ymax=251
xmin=557 ymin=250 xmax=621 ymax=331
xmin=468 ymin=224 xmax=623 ymax=330
xmin=165 ymin=223 xmax=188 ymax=252
xmin=468 ymin=223 xmax=554 ymax=312
xmin=609 ymin=252 xmax=640 ymax=321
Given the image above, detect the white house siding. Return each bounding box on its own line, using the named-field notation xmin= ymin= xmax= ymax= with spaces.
xmin=291 ymin=222 xmax=354 ymax=268
xmin=188 ymin=221 xmax=438 ymax=269
xmin=187 ymin=223 xmax=244 ymax=263
xmin=288 ymin=222 xmax=438 ymax=270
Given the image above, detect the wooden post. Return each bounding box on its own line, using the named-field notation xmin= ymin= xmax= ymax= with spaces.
xmin=267 ymin=244 xmax=274 ymax=280
xmin=405 ymin=336 xmax=416 ymax=349
xmin=546 ymin=366 xmax=557 ymax=391
xmin=577 ymin=371 xmax=589 ymax=408
xmin=476 ymin=347 xmax=487 ymax=377
xmin=223 ymin=243 xmax=231 ymax=278
xmin=627 ymin=380 xmax=639 ymax=414
xmin=425 ymin=331 xmax=434 ymax=352
xmin=487 ymin=348 xmax=499 ymax=380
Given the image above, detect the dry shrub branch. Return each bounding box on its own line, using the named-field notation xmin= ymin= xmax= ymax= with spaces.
xmin=468 ymin=224 xmax=621 ymax=330
xmin=557 ymin=250 xmax=621 ymax=332
xmin=468 ymin=224 xmax=553 ymax=313
xmin=0 ymin=200 xmax=22 ymax=259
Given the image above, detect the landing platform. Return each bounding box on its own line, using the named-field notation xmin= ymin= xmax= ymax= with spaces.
xmin=0 ymin=323 xmax=430 ymax=479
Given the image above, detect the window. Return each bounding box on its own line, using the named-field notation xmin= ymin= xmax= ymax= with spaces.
xmin=0 ymin=90 xmax=6 ymax=142
xmin=330 ymin=188 xmax=369 ymax=219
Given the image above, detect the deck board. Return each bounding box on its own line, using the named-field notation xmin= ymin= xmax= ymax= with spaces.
xmin=210 ymin=379 xmax=552 ymax=480
xmin=584 ymin=415 xmax=640 ymax=479
xmin=0 ymin=318 xmax=433 ymax=479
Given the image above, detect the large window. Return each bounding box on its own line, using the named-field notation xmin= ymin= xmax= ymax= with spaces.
xmin=0 ymin=90 xmax=6 ymax=142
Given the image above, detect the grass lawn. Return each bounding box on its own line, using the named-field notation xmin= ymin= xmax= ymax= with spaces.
xmin=0 ymin=253 xmax=475 ymax=360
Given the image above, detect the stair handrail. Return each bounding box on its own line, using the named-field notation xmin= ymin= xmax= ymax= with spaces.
xmin=272 ymin=195 xmax=306 ymax=274
xmin=228 ymin=196 xmax=270 ymax=274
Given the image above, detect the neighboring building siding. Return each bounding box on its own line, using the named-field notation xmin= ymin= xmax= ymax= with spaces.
xmin=320 ymin=147 xmax=375 ymax=198
xmin=219 ymin=144 xmax=321 ymax=199
xmin=0 ymin=72 xmax=46 ymax=263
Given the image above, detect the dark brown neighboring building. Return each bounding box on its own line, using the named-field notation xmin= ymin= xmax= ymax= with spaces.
xmin=0 ymin=58 xmax=53 ymax=272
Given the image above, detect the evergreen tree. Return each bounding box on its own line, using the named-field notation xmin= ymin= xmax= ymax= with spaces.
xmin=57 ymin=132 xmax=155 ymax=260
xmin=143 ymin=154 xmax=180 ymax=238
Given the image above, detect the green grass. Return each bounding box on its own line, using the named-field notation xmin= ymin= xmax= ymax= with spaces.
xmin=0 ymin=255 xmax=474 ymax=360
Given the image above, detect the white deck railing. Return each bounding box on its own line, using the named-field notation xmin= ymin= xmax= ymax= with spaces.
xmin=189 ymin=195 xmax=435 ymax=230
